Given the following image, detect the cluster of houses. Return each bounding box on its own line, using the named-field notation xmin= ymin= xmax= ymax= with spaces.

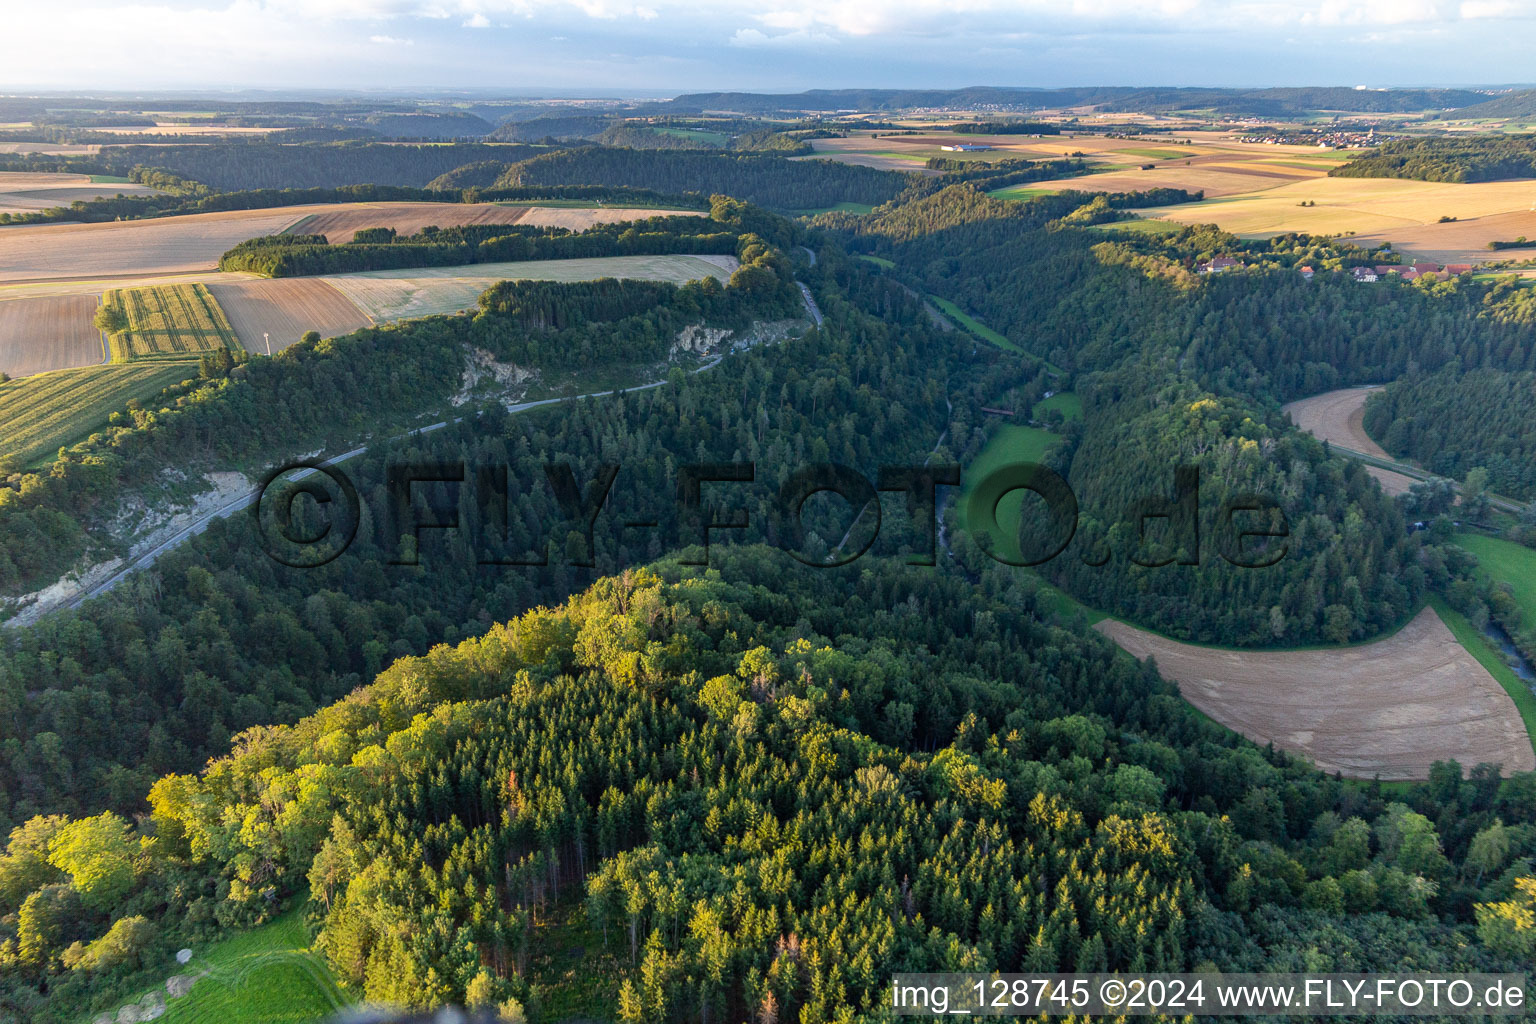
xmin=1202 ymin=258 xmax=1476 ymax=280
xmin=1335 ymin=262 xmax=1474 ymax=283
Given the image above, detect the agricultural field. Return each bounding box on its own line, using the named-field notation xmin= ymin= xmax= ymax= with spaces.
xmin=0 ymin=207 xmax=310 ymax=283
xmin=286 ymin=201 xmax=533 ymax=242
xmin=515 ymin=206 xmax=707 ymax=231
xmin=1282 ymin=386 xmax=1388 ymax=456
xmin=1033 ymin=390 xmax=1082 ymax=421
xmin=1139 ymin=176 xmax=1536 ymax=257
xmin=1096 ymin=606 xmax=1536 ymax=780
xmin=103 ymin=283 xmax=241 ymax=361
xmin=0 ymin=170 xmax=162 ymax=216
xmin=324 ymin=254 xmax=738 ymax=322
xmin=0 ymin=294 xmax=103 ymax=376
xmin=207 ymin=278 xmax=372 ymax=353
xmin=1282 ymin=386 xmax=1420 ymax=495
xmin=90 ymin=908 xmax=349 ymax=1024
xmin=0 ymin=363 xmax=189 ymax=468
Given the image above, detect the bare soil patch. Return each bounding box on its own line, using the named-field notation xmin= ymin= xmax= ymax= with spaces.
xmin=0 ymin=294 xmax=103 ymax=375
xmin=1282 ymin=387 xmax=1388 ymax=457
xmin=207 ymin=278 xmax=371 ymax=353
xmin=515 ymin=207 xmax=708 ymax=231
xmin=1096 ymin=607 xmax=1536 ymax=780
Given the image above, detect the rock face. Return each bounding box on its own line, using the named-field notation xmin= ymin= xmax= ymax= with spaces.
xmin=671 ymin=323 xmax=733 ymax=357
xmin=175 ymin=948 xmax=193 ymax=965
xmin=115 ymin=991 xmax=165 ymax=1022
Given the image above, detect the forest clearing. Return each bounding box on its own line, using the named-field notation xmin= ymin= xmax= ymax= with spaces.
xmin=1096 ymin=607 xmax=1536 ymax=780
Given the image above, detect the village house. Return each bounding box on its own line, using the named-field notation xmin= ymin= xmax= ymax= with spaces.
xmin=1352 ymin=267 xmax=1378 ymax=282
xmin=1199 ymin=256 xmax=1242 ymax=274
xmin=1298 ymin=266 xmax=1315 ymax=279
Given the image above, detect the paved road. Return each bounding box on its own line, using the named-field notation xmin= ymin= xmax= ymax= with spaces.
xmin=798 ymin=282 xmax=824 ymax=326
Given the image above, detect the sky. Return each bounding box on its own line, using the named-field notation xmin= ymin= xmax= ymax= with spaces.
xmin=3 ymin=0 xmax=1535 ymax=94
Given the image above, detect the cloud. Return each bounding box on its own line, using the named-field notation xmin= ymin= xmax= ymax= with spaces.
xmin=463 ymin=11 xmax=491 ymax=25
xmin=369 ymin=33 xmax=414 ymax=43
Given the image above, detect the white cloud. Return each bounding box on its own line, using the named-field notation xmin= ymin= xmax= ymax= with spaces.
xmin=463 ymin=11 xmax=491 ymax=25
xmin=369 ymin=33 xmax=414 ymax=43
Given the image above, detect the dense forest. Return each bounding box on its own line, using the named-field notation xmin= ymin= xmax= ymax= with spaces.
xmin=494 ymin=149 xmax=915 ymax=211
xmin=218 ymin=216 xmax=740 ymax=277
xmin=5 ymin=168 xmax=1536 ymax=1023
xmin=1331 ymin=136 xmax=1536 ymax=183
xmin=1363 ymin=366 xmax=1536 ymax=500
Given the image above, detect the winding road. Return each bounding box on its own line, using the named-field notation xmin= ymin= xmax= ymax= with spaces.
xmin=45 ymin=284 xmax=827 ymax=617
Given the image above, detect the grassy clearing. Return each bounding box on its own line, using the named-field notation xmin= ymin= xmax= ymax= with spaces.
xmin=1430 ymin=594 xmax=1536 ymax=754
xmin=525 ymin=895 xmax=627 ymax=1021
xmin=104 ymin=284 xmax=242 ymax=362
xmin=0 ymin=364 xmax=188 ymax=468
xmin=958 ymin=423 xmax=1060 ymax=541
xmin=1090 ymin=217 xmax=1185 ymax=236
xmin=988 ymin=185 xmax=1059 ymax=201
xmin=794 ymin=202 xmax=877 ymax=217
xmin=656 ymin=127 xmax=729 ymax=146
xmin=928 ymin=295 xmax=1019 ymax=351
xmin=88 ymin=174 xmax=133 ymax=184
xmin=94 ymin=908 xmax=350 ymax=1024
xmin=856 ymin=254 xmax=896 ymax=269
xmin=1034 ymin=391 xmax=1082 ymax=422
xmin=1455 ymin=533 xmax=1536 ymax=622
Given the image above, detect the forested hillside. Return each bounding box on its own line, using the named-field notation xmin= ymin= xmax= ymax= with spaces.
xmin=1331 ymin=136 xmax=1536 ymax=183
xmin=495 ymin=149 xmax=913 ymax=210
xmin=6 ymin=181 xmax=1536 ymax=1024
xmin=1364 ymin=366 xmax=1536 ymax=500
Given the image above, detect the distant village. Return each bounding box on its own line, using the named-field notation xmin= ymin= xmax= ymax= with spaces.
xmin=1198 ymin=256 xmax=1475 ymax=280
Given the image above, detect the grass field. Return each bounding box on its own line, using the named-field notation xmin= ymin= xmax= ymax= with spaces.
xmin=1097 ymin=606 xmax=1536 ymax=780
xmin=1456 ymin=534 xmax=1536 ymax=623
xmin=93 ymin=909 xmax=349 ymax=1024
xmin=656 ymin=127 xmax=730 ymax=146
xmin=794 ymin=202 xmax=877 ymax=216
xmin=958 ymin=423 xmax=1061 ymax=549
xmin=928 ymin=295 xmax=1019 ymax=351
xmin=103 ymin=283 xmax=242 ymax=361
xmin=1034 ymin=391 xmax=1082 ymax=421
xmin=0 ymin=364 xmax=188 ymax=467
xmin=325 ymin=254 xmax=737 ymax=322
xmin=1089 ymin=217 xmax=1185 ymax=236
xmin=856 ymin=254 xmax=896 ymax=269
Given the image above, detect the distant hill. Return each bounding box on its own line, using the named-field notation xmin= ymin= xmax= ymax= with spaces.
xmin=661 ymin=86 xmax=1492 ymax=117
xmin=355 ymin=111 xmax=497 ymax=138
xmin=1444 ymin=89 xmax=1536 ymax=119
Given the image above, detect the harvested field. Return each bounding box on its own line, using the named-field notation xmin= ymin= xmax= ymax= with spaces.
xmin=515 ymin=207 xmax=708 ymax=231
xmin=288 ymin=202 xmax=703 ymax=243
xmin=207 ymin=279 xmax=372 ymax=354
xmin=1348 ymin=209 xmax=1536 ymax=265
xmin=104 ymin=283 xmax=240 ymax=361
xmin=0 ymin=294 xmax=103 ymax=376
xmin=0 ymin=171 xmax=163 ymax=215
xmin=325 ymin=254 xmax=738 ymax=322
xmin=0 ymin=364 xmax=190 ymax=467
xmin=288 ymin=203 xmax=530 ymax=242
xmin=1365 ymin=465 xmax=1417 ymax=497
xmin=1282 ymin=386 xmax=1388 ymax=456
xmin=1141 ymin=177 xmax=1536 ymax=239
xmin=0 ymin=208 xmax=309 ymax=283
xmin=1096 ymin=607 xmax=1536 ymax=780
